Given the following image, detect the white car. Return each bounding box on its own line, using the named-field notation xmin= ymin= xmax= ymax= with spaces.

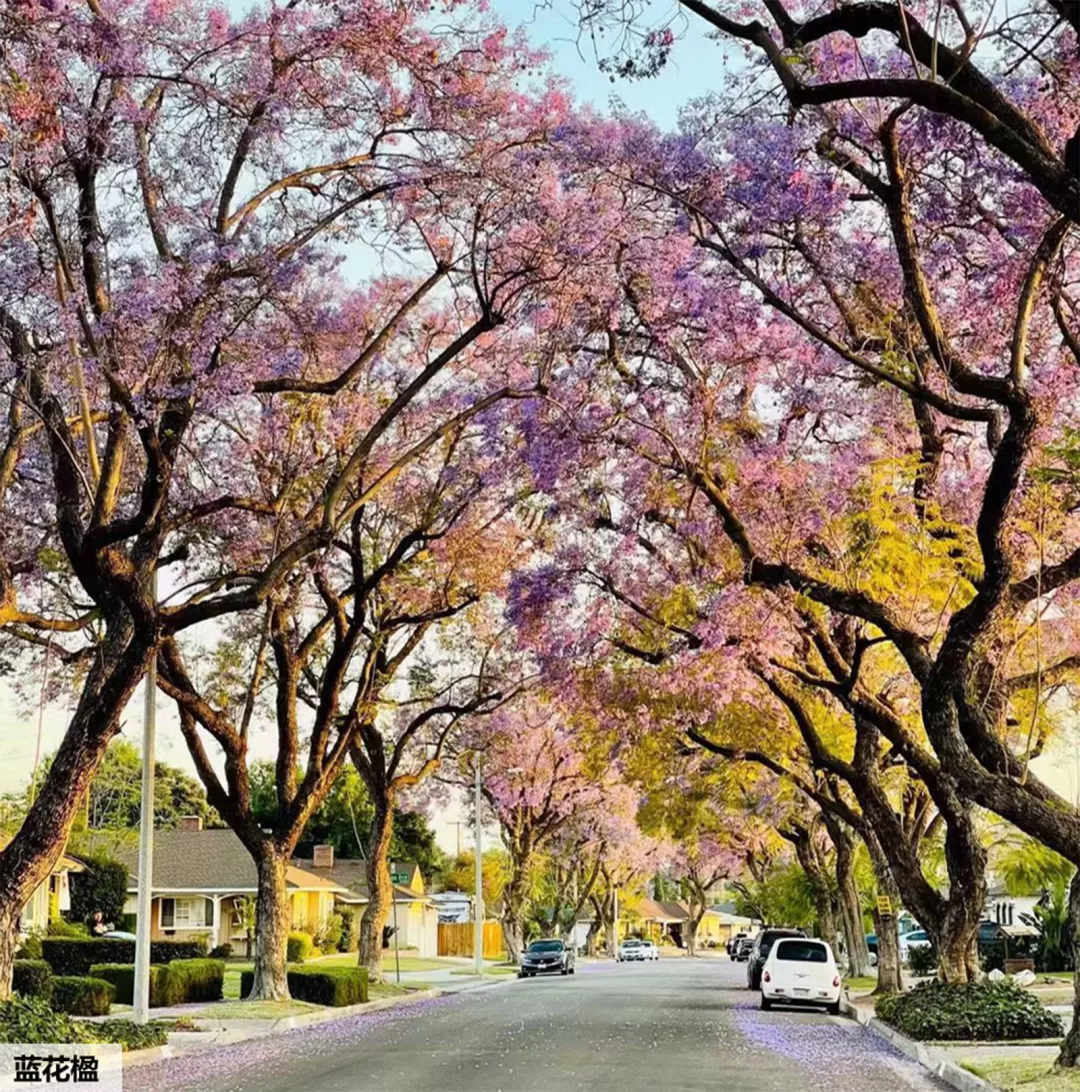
xmin=617 ymin=939 xmax=645 ymax=962
xmin=898 ymin=929 xmax=932 ymax=965
xmin=638 ymin=940 xmax=660 ymax=961
xmin=759 ymin=937 xmax=842 ymax=1015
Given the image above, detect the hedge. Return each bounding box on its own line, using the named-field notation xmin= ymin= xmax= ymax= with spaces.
xmin=42 ymin=937 xmax=207 ymax=976
xmin=50 ymin=976 xmax=115 ymax=1017
xmin=89 ymin=960 xmax=223 ymax=1007
xmin=93 ymin=1019 xmax=169 ymax=1052
xmin=0 ymin=996 xmax=167 ymax=1051
xmin=12 ymin=961 xmax=53 ymax=1000
xmin=89 ymin=964 xmax=169 ymax=1007
xmin=286 ymin=932 xmax=313 ymax=963
xmin=875 ymin=980 xmax=1065 ymax=1041
xmin=239 ymin=966 xmax=367 ymax=1006
xmin=160 ymin=960 xmax=224 ymax=1006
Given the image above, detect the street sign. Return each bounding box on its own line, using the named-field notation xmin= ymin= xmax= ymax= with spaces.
xmin=391 ymin=871 xmax=409 ymax=885
xmin=876 ymin=895 xmax=893 ymax=916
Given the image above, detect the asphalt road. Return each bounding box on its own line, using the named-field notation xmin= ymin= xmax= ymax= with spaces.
xmin=128 ymin=959 xmax=946 ymax=1092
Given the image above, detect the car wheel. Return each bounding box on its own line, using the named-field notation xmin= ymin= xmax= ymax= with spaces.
xmin=760 ymin=995 xmax=772 ymax=1011
xmin=561 ymin=967 xmax=568 ymax=975
xmin=569 ymin=967 xmax=575 ymax=974
xmin=827 ymin=1000 xmax=841 ymax=1016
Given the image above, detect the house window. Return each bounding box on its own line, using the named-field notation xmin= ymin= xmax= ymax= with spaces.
xmin=161 ymin=897 xmax=214 ymax=929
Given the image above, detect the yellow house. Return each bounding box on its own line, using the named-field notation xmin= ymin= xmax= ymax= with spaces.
xmin=2 ymin=834 xmax=85 ymax=936
xmin=291 ymin=850 xmax=440 ymax=957
xmin=117 ymin=822 xmax=347 ymax=949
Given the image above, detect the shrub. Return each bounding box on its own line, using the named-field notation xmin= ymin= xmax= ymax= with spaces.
xmin=287 ymin=932 xmax=313 ymax=963
xmin=0 ymin=995 xmax=91 ymax=1044
xmin=47 ymin=918 xmax=89 ymax=938
xmin=314 ymin=914 xmax=344 ymax=954
xmin=69 ymin=854 xmax=129 ymax=927
xmin=89 ymin=964 xmax=170 ymax=1007
xmin=239 ymin=970 xmax=254 ymax=998
xmin=42 ymin=938 xmax=207 ymax=975
xmin=50 ymin=976 xmax=115 ymax=1017
xmin=159 ymin=959 xmax=224 ymax=1006
xmin=94 ymin=1019 xmax=169 ymax=1052
xmin=209 ymin=943 xmax=233 ymax=960
xmin=875 ymin=980 xmax=1064 ymax=1041
xmin=337 ymin=909 xmax=357 ymax=952
xmin=16 ymin=932 xmax=44 ymax=961
xmin=286 ymin=966 xmax=368 ymax=1007
xmin=12 ymin=960 xmax=53 ymax=1000
xmin=907 ymin=945 xmax=937 ymax=977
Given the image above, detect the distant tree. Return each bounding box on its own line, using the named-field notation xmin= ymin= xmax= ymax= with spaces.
xmin=439 ymin=850 xmax=511 ymax=908
xmin=69 ymin=855 xmax=128 ymax=927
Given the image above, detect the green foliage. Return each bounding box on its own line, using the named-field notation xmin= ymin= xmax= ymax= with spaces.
xmin=69 ymin=853 xmax=129 ymax=925
xmin=438 ymin=850 xmax=510 ymax=907
xmin=337 ymin=908 xmax=357 ymax=952
xmin=12 ymin=960 xmax=53 ymax=1000
xmin=93 ymin=1020 xmax=169 ymax=1052
xmin=287 ymin=932 xmax=313 ymax=963
xmin=994 ymin=835 xmax=1075 ymax=897
xmin=907 ymin=945 xmax=937 ymax=977
xmin=89 ymin=964 xmax=169 ymax=1007
xmin=15 ymin=933 xmax=43 ymax=960
xmin=286 ymin=967 xmax=368 ymax=1007
xmin=730 ymin=862 xmax=816 ymax=927
xmin=875 ymin=980 xmax=1064 ymax=1041
xmin=49 ymin=976 xmax=115 ymax=1016
xmin=1022 ymin=880 xmax=1074 ymax=973
xmin=0 ymin=995 xmax=92 ymax=1044
xmin=47 ymin=918 xmax=89 ymax=938
xmin=313 ymin=914 xmax=343 ymax=953
xmin=0 ymin=995 xmax=167 ymax=1052
xmin=89 ymin=959 xmax=222 ymax=1007
xmin=41 ymin=937 xmax=207 ymax=975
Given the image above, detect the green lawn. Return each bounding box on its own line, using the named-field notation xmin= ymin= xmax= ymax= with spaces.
xmin=843 ymin=977 xmax=878 ymax=992
xmin=448 ymin=965 xmax=517 ymax=977
xmin=961 ymin=1060 xmax=1080 ymax=1091
xmin=195 ymin=1000 xmax=322 ymax=1020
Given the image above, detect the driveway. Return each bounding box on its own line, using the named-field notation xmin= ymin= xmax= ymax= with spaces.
xmin=128 ymin=958 xmax=946 ymax=1092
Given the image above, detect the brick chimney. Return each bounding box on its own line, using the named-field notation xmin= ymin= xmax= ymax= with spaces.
xmin=179 ymin=815 xmax=203 ymax=831
xmin=312 ymin=844 xmax=334 ymax=869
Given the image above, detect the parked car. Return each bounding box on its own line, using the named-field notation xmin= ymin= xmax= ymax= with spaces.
xmin=101 ymin=931 xmax=137 ymax=941
xmin=638 ymin=940 xmax=660 ymax=961
xmin=898 ymin=929 xmax=932 ymax=964
xmin=747 ymin=927 xmax=807 ymax=990
xmin=519 ymin=938 xmax=575 ymax=977
xmin=727 ymin=932 xmax=749 ymax=957
xmin=618 ymin=938 xmax=645 ymax=962
xmin=733 ymin=936 xmax=755 ymax=962
xmin=760 ymin=937 xmax=842 ymax=1015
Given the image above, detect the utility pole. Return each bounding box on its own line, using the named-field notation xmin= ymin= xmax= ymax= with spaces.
xmin=474 ymin=755 xmax=483 ymax=975
xmin=613 ymin=884 xmax=619 ymax=956
xmin=133 ymin=569 xmax=157 ymax=1024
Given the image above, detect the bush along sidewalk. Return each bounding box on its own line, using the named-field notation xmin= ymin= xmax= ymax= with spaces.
xmin=239 ymin=966 xmax=368 ymax=1007
xmin=49 ymin=977 xmax=116 ymax=1017
xmin=0 ymin=996 xmax=168 ymax=1052
xmin=12 ymin=960 xmax=53 ymax=1001
xmin=89 ymin=958 xmax=224 ymax=1008
xmin=875 ymin=980 xmax=1064 ymax=1041
xmin=41 ymin=938 xmax=207 ymax=976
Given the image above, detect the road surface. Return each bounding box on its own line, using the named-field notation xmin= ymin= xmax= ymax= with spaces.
xmin=128 ymin=958 xmax=946 ymax=1092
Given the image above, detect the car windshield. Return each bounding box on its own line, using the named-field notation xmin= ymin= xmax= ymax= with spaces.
xmin=527 ymin=941 xmax=564 ymax=954
xmin=622 ymin=940 xmax=640 ymax=946
xmin=775 ymin=940 xmax=828 ymax=963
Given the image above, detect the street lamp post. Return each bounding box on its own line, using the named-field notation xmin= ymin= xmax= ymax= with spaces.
xmin=133 ymin=569 xmax=157 ymax=1025
xmin=473 ymin=755 xmax=483 ymax=976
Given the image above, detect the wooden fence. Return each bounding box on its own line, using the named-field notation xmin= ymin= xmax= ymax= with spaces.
xmin=438 ymin=921 xmax=505 ymax=959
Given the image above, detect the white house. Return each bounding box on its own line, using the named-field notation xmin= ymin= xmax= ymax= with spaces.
xmin=985 ymin=883 xmax=1042 ymax=927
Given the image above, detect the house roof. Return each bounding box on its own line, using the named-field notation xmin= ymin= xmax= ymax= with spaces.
xmin=114 ymin=830 xmax=347 ymax=895
xmin=633 ymin=897 xmax=690 ymax=923
xmin=289 ymin=857 xmax=429 ymax=905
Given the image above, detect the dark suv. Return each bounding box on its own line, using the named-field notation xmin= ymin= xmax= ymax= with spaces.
xmin=747 ymin=927 xmax=807 ymax=989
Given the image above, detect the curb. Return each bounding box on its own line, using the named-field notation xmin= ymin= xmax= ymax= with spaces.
xmin=122 ymin=988 xmax=442 ymax=1069
xmin=840 ymin=998 xmax=996 ymax=1092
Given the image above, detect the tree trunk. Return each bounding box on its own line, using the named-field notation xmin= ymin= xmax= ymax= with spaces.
xmin=1057 ymin=871 xmax=1080 ymax=1066
xmin=931 ymin=805 xmax=987 ymax=985
xmin=359 ymin=798 xmax=394 ymax=982
xmin=249 ymin=849 xmax=291 ymax=1001
xmin=585 ymin=901 xmax=601 ymax=957
xmin=501 ymin=845 xmax=532 ymax=964
xmin=0 ymin=633 xmax=149 ymax=999
xmin=685 ymin=909 xmax=704 ymax=957
xmin=834 ymin=833 xmax=871 ymax=977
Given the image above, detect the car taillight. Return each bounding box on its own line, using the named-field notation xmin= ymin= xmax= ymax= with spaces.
xmin=762 ymin=971 xmax=770 ymax=983
xmin=832 ymin=976 xmax=840 ymax=988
